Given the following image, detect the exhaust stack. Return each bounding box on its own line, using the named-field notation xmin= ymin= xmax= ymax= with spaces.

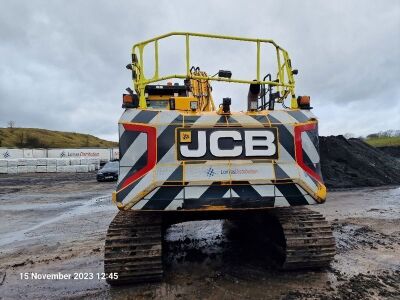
xmin=247 ymin=82 xmax=260 ymax=111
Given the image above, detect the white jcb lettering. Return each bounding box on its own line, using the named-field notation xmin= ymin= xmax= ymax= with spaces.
xmin=245 ymin=130 xmax=276 ymax=156
xmin=179 ymin=130 xmax=277 ymax=158
xmin=179 ymin=131 xmax=206 ymax=157
xmin=210 ymin=131 xmax=242 ymax=157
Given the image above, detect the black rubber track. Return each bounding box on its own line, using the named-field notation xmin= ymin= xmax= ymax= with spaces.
xmin=271 ymin=206 xmax=336 ymax=269
xmin=104 ymin=211 xmax=163 ymax=285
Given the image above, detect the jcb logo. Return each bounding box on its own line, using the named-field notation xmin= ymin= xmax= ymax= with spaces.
xmin=177 ymin=128 xmax=278 ymax=160
xmin=179 ymin=131 xmax=192 ymax=143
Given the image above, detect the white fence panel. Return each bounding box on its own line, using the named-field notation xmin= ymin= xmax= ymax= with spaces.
xmin=47 ymin=148 xmax=111 ymax=161
xmin=33 ymin=149 xmax=47 ymax=158
xmin=23 ymin=149 xmax=33 ymax=158
xmin=1 ymin=148 xmax=116 ymax=163
xmin=0 ymin=149 xmax=24 ymax=159
xmin=112 ymin=148 xmax=119 ymax=160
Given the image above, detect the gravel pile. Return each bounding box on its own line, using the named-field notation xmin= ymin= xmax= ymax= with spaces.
xmin=320 ymin=135 xmax=400 ymax=189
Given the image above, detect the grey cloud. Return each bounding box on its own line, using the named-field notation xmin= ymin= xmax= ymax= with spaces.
xmin=0 ymin=0 xmax=399 ymax=141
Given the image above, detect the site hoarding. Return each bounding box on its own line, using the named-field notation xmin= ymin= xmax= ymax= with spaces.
xmin=47 ymin=149 xmax=111 ymax=161
xmin=0 ymin=148 xmax=119 ymax=162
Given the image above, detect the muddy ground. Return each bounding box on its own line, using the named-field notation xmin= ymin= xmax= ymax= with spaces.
xmin=0 ymin=173 xmax=399 ymax=299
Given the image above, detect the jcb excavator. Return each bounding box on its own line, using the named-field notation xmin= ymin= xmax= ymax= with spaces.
xmin=104 ymin=32 xmax=335 ymax=285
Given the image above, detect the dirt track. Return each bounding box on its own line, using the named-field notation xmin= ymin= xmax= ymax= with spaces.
xmin=0 ymin=173 xmax=399 ymax=299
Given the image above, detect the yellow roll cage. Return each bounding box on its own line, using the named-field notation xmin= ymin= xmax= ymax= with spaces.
xmin=131 ymin=32 xmax=298 ymax=109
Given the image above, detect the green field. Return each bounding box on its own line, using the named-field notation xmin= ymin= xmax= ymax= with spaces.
xmin=0 ymin=128 xmax=117 ymax=148
xmin=364 ymin=136 xmax=400 ymax=147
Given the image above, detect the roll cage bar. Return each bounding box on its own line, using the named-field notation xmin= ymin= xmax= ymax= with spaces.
xmin=129 ymin=32 xmax=298 ymax=109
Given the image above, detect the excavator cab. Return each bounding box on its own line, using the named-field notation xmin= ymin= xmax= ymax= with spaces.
xmin=123 ymin=66 xmax=216 ymax=112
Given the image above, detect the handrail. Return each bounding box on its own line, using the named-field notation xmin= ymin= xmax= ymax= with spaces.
xmin=130 ymin=32 xmax=297 ymax=109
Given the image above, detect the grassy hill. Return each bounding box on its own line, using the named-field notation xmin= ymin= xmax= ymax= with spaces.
xmin=0 ymin=128 xmax=118 ymax=148
xmin=2 ymin=127 xmax=398 ymax=149
xmin=364 ymin=136 xmax=400 ymax=147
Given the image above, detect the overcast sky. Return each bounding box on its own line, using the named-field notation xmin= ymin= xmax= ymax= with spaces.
xmin=1 ymin=0 xmax=399 ymax=141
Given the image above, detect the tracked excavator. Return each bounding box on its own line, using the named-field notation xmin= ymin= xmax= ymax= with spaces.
xmin=104 ymin=33 xmax=336 ymax=285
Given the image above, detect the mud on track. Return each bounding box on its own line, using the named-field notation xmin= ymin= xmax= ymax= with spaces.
xmin=0 ymin=173 xmax=399 ymax=299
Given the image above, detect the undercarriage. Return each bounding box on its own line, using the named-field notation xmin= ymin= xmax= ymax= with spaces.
xmin=104 ymin=207 xmax=335 ymax=285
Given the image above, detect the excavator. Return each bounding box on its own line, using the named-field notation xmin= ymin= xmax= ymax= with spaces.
xmin=104 ymin=32 xmax=336 ymax=285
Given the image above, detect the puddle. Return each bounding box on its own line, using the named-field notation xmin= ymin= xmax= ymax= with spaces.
xmin=0 ymin=195 xmax=112 ymax=247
